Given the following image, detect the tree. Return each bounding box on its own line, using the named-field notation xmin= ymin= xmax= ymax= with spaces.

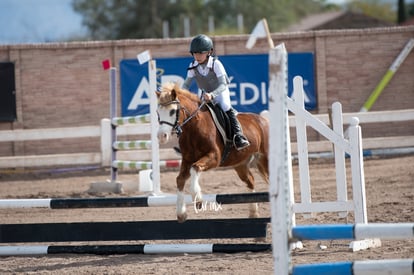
xmin=72 ymin=0 xmax=327 ymax=40
xmin=398 ymin=0 xmax=406 ymax=23
xmin=409 ymin=1 xmax=414 ymax=18
xmin=347 ymin=0 xmax=396 ymax=23
xmin=73 ymin=0 xmax=165 ymax=40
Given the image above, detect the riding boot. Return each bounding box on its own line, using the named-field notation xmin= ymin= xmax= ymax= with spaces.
xmin=226 ymin=108 xmax=250 ymax=150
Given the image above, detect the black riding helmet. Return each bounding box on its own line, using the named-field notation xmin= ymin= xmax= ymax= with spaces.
xmin=189 ymin=34 xmax=213 ymax=54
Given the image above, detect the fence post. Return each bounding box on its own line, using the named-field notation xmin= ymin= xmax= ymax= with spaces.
xmin=100 ymin=118 xmax=112 ymax=167
xmin=349 ymin=117 xmax=368 ymax=224
xmin=332 ymin=102 xmax=348 ymax=218
xmin=292 ymin=76 xmax=312 ymax=218
xmin=109 ymin=67 xmax=118 ymax=182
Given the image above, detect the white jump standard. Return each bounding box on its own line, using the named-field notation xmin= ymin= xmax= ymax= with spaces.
xmin=268 ymin=44 xmax=414 ymax=275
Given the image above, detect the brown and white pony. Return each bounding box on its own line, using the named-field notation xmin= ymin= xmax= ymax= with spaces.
xmin=156 ymin=83 xmax=269 ymax=222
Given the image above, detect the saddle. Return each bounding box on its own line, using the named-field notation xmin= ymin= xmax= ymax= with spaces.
xmin=205 ymin=102 xmax=234 ymax=164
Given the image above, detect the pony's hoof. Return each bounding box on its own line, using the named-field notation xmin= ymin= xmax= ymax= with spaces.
xmin=177 ymin=213 xmax=187 ymax=223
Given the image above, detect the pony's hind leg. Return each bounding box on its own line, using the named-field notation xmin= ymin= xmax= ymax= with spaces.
xmin=256 ymin=154 xmax=269 ymax=184
xmin=234 ymin=165 xmax=259 ymax=218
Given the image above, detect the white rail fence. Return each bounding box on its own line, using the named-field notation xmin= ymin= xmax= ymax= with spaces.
xmin=0 ymin=109 xmax=413 ymax=169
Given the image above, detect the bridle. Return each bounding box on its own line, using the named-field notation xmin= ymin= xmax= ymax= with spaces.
xmin=158 ymin=98 xmax=205 ymax=138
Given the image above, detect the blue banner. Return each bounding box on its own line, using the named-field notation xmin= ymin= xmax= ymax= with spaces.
xmin=120 ymin=53 xmax=316 ymax=116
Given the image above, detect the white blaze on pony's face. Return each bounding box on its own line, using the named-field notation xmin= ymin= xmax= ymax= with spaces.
xmin=156 ymin=83 xmax=180 ymax=144
xmin=157 ymin=103 xmax=178 ymax=144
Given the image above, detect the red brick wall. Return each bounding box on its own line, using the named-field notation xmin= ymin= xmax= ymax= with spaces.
xmin=0 ymin=26 xmax=413 ymax=157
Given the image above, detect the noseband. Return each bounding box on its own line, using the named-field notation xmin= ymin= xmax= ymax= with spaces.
xmin=158 ymin=98 xmax=205 ymax=138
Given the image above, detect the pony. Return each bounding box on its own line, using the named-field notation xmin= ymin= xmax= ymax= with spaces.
xmin=156 ymin=83 xmax=269 ymax=223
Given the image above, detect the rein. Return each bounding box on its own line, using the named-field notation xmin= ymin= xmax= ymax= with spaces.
xmin=159 ymin=98 xmax=206 ymax=138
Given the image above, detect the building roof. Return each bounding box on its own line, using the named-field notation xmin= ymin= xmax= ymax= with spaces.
xmin=400 ymin=16 xmax=414 ymax=26
xmin=284 ymin=10 xmax=395 ymax=32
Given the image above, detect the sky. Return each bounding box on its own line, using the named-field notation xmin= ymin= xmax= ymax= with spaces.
xmin=0 ymin=0 xmax=87 ymax=44
xmin=0 ymin=0 xmax=350 ymax=45
xmin=0 ymin=0 xmax=409 ymax=45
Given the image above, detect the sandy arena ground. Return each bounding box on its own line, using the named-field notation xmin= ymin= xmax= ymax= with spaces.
xmin=0 ymin=155 xmax=413 ymax=274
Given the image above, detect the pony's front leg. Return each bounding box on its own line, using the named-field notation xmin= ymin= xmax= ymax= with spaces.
xmin=176 ymin=165 xmax=190 ymax=223
xmin=189 ymin=166 xmax=202 ymax=210
xmin=176 ymin=189 xmax=187 ymax=223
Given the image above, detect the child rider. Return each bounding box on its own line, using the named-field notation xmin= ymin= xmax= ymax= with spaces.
xmin=182 ymin=34 xmax=250 ymax=150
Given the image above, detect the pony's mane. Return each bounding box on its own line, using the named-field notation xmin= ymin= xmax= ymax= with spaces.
xmin=159 ymin=82 xmax=200 ymax=104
